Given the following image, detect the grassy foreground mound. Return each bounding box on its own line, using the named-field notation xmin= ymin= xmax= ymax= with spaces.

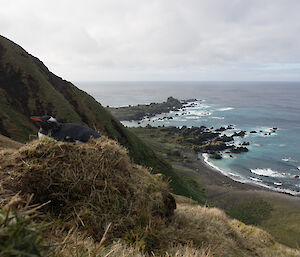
xmin=0 ymin=138 xmax=175 ymax=254
xmin=1 ymin=138 xmax=300 ymax=256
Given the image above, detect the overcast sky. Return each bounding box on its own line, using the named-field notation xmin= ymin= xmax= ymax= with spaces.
xmin=1 ymin=0 xmax=300 ymax=81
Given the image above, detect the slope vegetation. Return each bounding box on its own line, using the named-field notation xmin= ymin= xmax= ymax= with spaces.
xmin=0 ymin=35 xmax=144 ymax=153
xmin=0 ymin=35 xmax=193 ymax=199
xmin=0 ymin=134 xmax=22 ymax=150
xmin=0 ymin=139 xmax=299 ymax=256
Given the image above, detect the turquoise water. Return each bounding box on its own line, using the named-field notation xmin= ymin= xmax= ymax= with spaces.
xmin=78 ymin=81 xmax=300 ymax=195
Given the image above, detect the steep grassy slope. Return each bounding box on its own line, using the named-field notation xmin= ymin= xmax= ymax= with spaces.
xmin=0 ymin=35 xmax=140 ymax=147
xmin=0 ymin=35 xmax=194 ymax=198
xmin=0 ymin=134 xmax=22 ymax=150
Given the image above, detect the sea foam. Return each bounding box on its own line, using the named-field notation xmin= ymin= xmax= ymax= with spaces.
xmin=250 ymin=168 xmax=286 ymax=178
xmin=217 ymin=107 xmax=234 ymax=111
xmin=249 ymin=177 xmax=263 ymax=182
xmin=202 ymin=154 xmax=247 ymax=183
xmin=202 ymin=155 xmax=300 ymax=196
xmin=282 ymin=157 xmax=297 ymax=163
xmin=228 ymin=172 xmax=241 ymax=178
xmin=211 ymin=116 xmax=225 ymax=120
xmin=186 ymin=109 xmax=211 ymax=116
xmin=202 ymin=153 xmax=233 ymax=177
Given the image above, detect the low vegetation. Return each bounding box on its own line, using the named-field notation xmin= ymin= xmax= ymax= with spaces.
xmin=227 ymin=199 xmax=273 ymax=226
xmin=0 ymin=196 xmax=47 ymax=256
xmin=261 ymin=198 xmax=300 ymax=249
xmin=129 ymin=126 xmax=209 ymax=204
xmin=1 ymin=138 xmax=299 ymax=256
xmin=1 ymin=35 xmax=300 ymax=256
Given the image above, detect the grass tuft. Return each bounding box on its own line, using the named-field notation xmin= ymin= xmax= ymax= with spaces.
xmin=0 ymin=137 xmax=175 ymax=248
xmin=0 ymin=195 xmax=48 ymax=257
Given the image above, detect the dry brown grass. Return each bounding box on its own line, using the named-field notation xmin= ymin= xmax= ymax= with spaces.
xmin=0 ymin=137 xmax=175 ymax=251
xmin=47 ymin=200 xmax=300 ymax=257
xmin=44 ymin=224 xmax=211 ymax=257
xmin=47 ymin=196 xmax=300 ymax=256
xmin=0 ymin=194 xmax=50 ymax=256
xmin=164 ymin=201 xmax=300 ymax=257
xmin=1 ymin=137 xmax=300 ymax=257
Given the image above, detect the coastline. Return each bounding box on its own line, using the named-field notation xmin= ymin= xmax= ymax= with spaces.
xmin=104 ymin=88 xmax=300 ymax=249
xmin=115 ymin=97 xmax=300 ymax=197
xmin=196 ymin=151 xmax=300 ymax=197
xmin=175 ymin=148 xmax=266 ymax=192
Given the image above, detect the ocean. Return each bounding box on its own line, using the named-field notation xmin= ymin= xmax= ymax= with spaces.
xmin=78 ymin=81 xmax=300 ymax=195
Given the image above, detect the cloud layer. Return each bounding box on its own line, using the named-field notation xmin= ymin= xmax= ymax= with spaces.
xmin=1 ymin=0 xmax=300 ymax=81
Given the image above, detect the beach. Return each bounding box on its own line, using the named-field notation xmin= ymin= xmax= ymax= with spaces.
xmin=174 ymin=147 xmax=266 ymax=192
xmin=173 ymin=147 xmax=300 ymax=215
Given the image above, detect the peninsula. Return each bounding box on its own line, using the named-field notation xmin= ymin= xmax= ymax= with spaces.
xmin=108 ymin=96 xmax=183 ymax=121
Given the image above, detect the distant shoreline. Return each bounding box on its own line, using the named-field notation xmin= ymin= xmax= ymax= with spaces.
xmin=107 ymin=96 xmax=183 ymax=121
xmin=182 ymin=148 xmax=268 ymax=192
xmin=196 ymin=151 xmax=300 ymax=197
xmin=113 ymin=96 xmax=300 ymax=197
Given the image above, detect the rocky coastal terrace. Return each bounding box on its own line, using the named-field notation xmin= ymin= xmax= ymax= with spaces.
xmin=108 ymin=97 xmax=279 ymax=159
xmin=107 ymin=96 xmax=183 ymax=121
xmin=144 ymin=124 xmax=251 ymax=159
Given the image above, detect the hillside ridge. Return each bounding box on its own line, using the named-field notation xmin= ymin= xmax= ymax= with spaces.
xmin=0 ymin=35 xmax=199 ymax=202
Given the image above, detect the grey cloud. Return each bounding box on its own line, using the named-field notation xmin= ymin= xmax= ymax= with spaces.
xmin=1 ymin=0 xmax=300 ymax=81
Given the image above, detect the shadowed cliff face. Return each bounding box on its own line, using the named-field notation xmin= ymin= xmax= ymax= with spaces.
xmin=0 ymin=65 xmax=40 ymax=116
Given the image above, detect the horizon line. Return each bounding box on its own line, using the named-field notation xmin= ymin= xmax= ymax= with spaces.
xmin=75 ymin=80 xmax=300 ymax=83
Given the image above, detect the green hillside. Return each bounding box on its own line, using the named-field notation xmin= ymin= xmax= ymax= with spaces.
xmin=0 ymin=35 xmax=136 ymax=145
xmin=0 ymin=35 xmax=156 ymax=163
xmin=0 ymin=35 xmax=199 ymax=201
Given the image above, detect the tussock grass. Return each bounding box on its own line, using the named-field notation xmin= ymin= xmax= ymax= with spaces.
xmin=163 ymin=202 xmax=300 ymax=257
xmin=45 ymin=201 xmax=300 ymax=256
xmin=1 ymin=137 xmax=300 ymax=256
xmin=48 ymin=229 xmax=211 ymax=257
xmin=0 ymin=137 xmax=175 ymax=250
xmin=0 ymin=195 xmax=48 ymax=257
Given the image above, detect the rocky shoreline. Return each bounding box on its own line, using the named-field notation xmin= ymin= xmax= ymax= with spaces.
xmin=109 ymin=97 xmax=279 ymax=160
xmin=144 ymin=124 xmax=253 ymax=159
xmin=112 ymin=96 xmax=300 ymax=195
xmin=107 ymin=96 xmax=183 ymax=121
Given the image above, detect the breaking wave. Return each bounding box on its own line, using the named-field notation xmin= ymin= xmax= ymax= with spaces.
xmin=217 ymin=107 xmax=234 ymax=111
xmin=250 ymin=168 xmax=287 ymax=178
